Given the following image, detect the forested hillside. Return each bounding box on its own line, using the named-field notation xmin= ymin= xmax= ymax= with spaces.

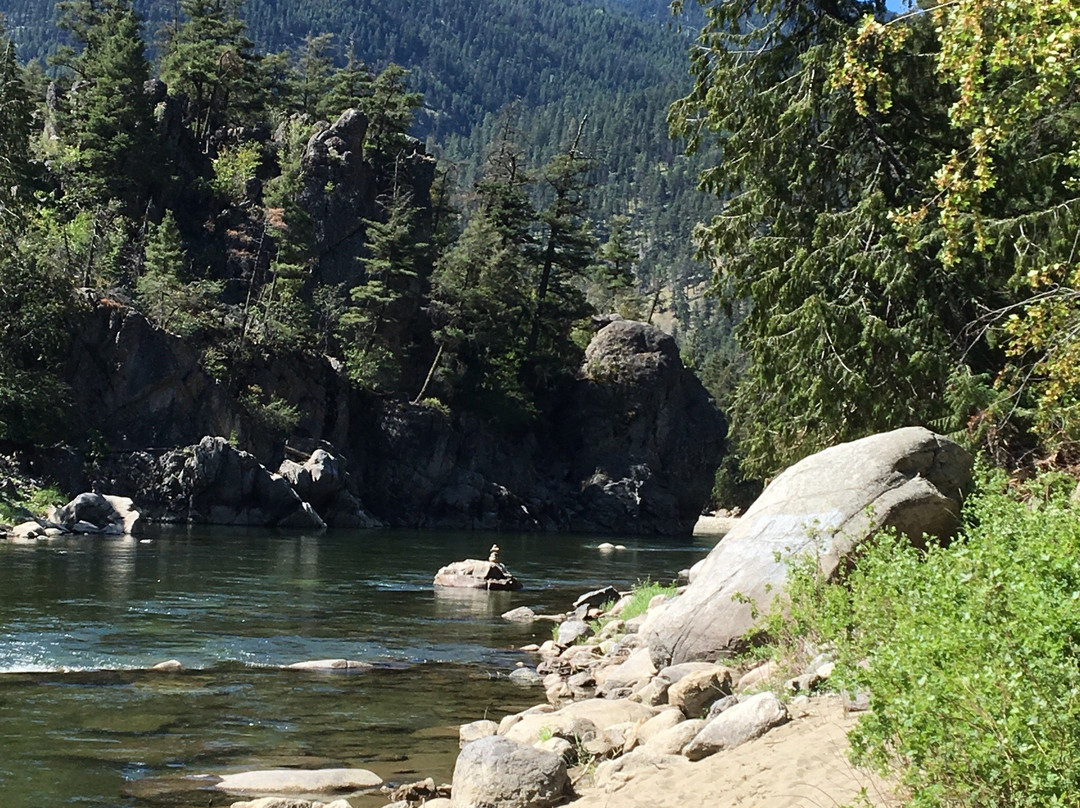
xmin=0 ymin=0 xmax=721 ymax=313
xmin=0 ymin=0 xmax=733 ymax=477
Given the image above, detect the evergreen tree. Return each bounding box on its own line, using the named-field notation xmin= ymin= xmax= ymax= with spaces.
xmin=362 ymin=64 xmax=421 ymax=162
xmin=671 ymin=0 xmax=987 ymax=476
xmin=339 ymin=189 xmax=429 ymax=391
xmin=55 ymin=0 xmax=156 ymax=211
xmin=320 ymin=48 xmax=373 ymax=121
xmin=592 ymin=214 xmax=639 ymax=313
xmin=525 ymin=124 xmax=597 ymax=384
xmin=159 ymin=0 xmax=261 ymax=146
xmin=0 ymin=21 xmax=31 ymax=233
xmin=136 ymin=211 xmax=222 ymax=336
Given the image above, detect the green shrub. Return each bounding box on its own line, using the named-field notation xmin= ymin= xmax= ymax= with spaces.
xmin=773 ymin=470 xmax=1080 ymax=808
xmin=618 ymin=578 xmax=678 ymax=622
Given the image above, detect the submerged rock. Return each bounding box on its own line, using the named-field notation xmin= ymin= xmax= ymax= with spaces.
xmin=213 ymin=768 xmax=382 ymax=795
xmin=433 ymin=559 xmax=522 ymax=591
xmin=284 ymin=659 xmax=373 ymax=672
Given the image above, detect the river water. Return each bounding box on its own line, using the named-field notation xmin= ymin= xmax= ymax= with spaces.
xmin=0 ymin=526 xmax=712 ymax=807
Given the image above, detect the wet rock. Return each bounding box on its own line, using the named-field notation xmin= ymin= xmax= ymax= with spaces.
xmin=213 ymin=768 xmax=383 ymax=794
xmin=9 ymin=520 xmax=44 ymax=540
xmin=501 ymin=606 xmax=538 ymax=622
xmin=509 ymin=667 xmax=543 ymax=685
xmin=433 ymin=559 xmax=522 ymax=591
xmin=151 ymin=659 xmax=185 ymax=672
xmin=285 ymin=659 xmax=373 ymax=673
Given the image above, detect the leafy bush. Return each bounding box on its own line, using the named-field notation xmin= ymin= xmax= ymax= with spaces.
xmin=772 ymin=471 xmax=1080 ymax=808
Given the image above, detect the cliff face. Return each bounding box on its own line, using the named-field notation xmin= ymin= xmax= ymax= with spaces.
xmin=72 ymin=308 xmax=725 ymax=535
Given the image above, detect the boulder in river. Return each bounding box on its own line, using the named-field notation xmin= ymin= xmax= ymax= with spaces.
xmin=643 ymin=427 xmax=973 ymax=665
xmin=433 ymin=559 xmax=522 ymax=591
xmin=213 ymin=768 xmax=382 ymax=795
xmin=52 ymin=492 xmax=141 ymax=534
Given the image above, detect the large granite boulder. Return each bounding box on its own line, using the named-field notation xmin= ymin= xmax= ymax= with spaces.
xmin=451 ymin=735 xmax=568 ymax=808
xmin=52 ymin=492 xmax=141 ymax=534
xmin=644 ymin=427 xmax=973 ymax=665
xmin=556 ymin=318 xmax=727 ymax=535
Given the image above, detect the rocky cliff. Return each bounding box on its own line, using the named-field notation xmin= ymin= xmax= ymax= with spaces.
xmin=70 ymin=308 xmax=724 ymax=535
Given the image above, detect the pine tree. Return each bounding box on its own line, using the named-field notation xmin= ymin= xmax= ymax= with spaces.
xmin=0 ymin=21 xmax=31 ymax=234
xmin=592 ymin=214 xmax=639 ymax=313
xmin=159 ymin=0 xmax=261 ymax=146
xmin=524 ymin=122 xmax=597 ymax=384
xmin=339 ymin=189 xmax=430 ymax=391
xmin=56 ymin=0 xmax=156 ymax=211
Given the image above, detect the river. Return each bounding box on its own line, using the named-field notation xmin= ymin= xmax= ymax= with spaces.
xmin=0 ymin=526 xmax=712 ymax=806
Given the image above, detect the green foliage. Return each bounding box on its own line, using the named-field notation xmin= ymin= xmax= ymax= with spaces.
xmin=615 ymin=578 xmax=677 ymax=622
xmin=0 ymin=234 xmax=77 ymax=446
xmin=0 ymin=22 xmax=31 ymax=231
xmin=0 ymin=482 xmax=66 ymax=523
xmin=211 ymin=141 xmax=262 ymax=204
xmin=770 ymin=471 xmax=1080 ymax=807
xmin=339 ymin=189 xmax=429 ymax=392
xmin=238 ymin=383 xmax=299 ymax=435
xmin=158 ymin=0 xmax=262 ymax=145
xmin=671 ymin=0 xmax=999 ymax=478
xmin=136 ymin=212 xmax=223 ymax=336
xmin=54 ymin=0 xmax=157 ymax=211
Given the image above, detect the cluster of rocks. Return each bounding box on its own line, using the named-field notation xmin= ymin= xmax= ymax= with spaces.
xmin=376 ymin=427 xmax=975 ymax=808
xmin=405 ymin=592 xmax=839 ymax=807
xmin=5 ymin=492 xmax=140 ymax=541
xmin=98 ymin=437 xmax=380 ymax=530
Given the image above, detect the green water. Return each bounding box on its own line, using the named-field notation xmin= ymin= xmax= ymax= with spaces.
xmin=0 ymin=526 xmax=710 ymax=806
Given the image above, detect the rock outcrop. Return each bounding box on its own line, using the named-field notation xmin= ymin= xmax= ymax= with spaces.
xmin=643 ymin=427 xmax=973 ymax=665
xmin=555 ymin=319 xmax=727 ymax=535
xmin=67 ymin=306 xmax=723 ymax=535
xmin=131 ymin=437 xmax=325 ymax=528
xmin=52 ymin=492 xmax=141 ymax=534
xmin=65 ymin=303 xmax=235 ymax=451
xmin=278 ymin=447 xmax=380 ymax=528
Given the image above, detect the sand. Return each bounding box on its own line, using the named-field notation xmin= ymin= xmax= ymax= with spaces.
xmin=566 ymin=694 xmax=899 ymax=808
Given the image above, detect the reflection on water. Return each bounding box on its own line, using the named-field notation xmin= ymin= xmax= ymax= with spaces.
xmin=432 ymin=587 xmax=515 ymax=619
xmin=0 ymin=527 xmax=712 ymax=806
